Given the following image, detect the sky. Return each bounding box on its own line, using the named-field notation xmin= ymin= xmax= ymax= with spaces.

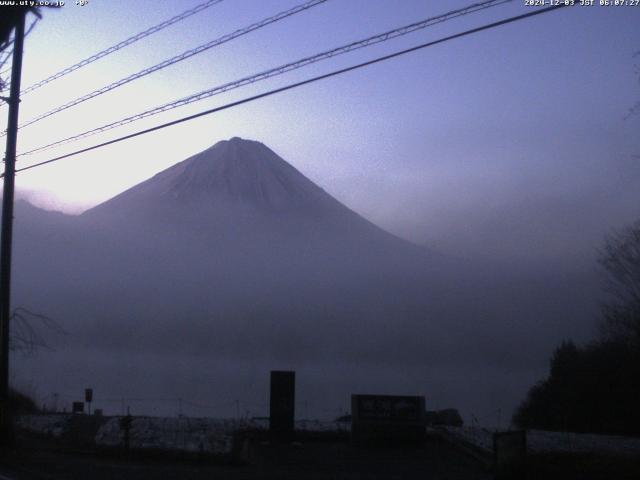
xmin=4 ymin=0 xmax=640 ymax=265
xmin=3 ymin=0 xmax=640 ymax=424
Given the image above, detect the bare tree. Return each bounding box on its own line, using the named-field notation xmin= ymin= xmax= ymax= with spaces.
xmin=9 ymin=307 xmax=66 ymax=355
xmin=598 ymin=220 xmax=640 ymax=345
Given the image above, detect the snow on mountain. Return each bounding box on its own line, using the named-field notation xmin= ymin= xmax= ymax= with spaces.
xmin=83 ymin=137 xmax=385 ymax=231
xmin=78 ymin=136 xmax=430 ymax=277
xmin=8 ymin=137 xmax=601 ymax=424
xmin=108 ymin=137 xmax=341 ymax=211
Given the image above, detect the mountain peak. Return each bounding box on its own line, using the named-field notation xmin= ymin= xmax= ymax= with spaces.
xmin=212 ymin=136 xmax=263 ymax=151
xmin=228 ymin=136 xmax=249 ymax=143
xmin=81 ymin=137 xmax=417 ymax=258
xmin=84 ymin=138 xmax=350 ymax=220
xmin=162 ymin=137 xmax=328 ymax=211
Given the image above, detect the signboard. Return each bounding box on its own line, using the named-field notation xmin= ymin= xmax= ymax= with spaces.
xmin=72 ymin=401 xmax=84 ymax=414
xmin=269 ymin=370 xmax=295 ymax=439
xmin=493 ymin=430 xmax=527 ymax=479
xmin=351 ymin=394 xmax=425 ymax=444
xmin=85 ymin=388 xmax=93 ymax=403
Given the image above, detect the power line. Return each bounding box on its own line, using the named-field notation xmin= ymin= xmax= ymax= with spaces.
xmin=10 ymin=0 xmax=328 ymax=134
xmin=0 ymin=38 xmax=14 ymax=55
xmin=17 ymin=0 xmax=512 ymax=155
xmin=20 ymin=0 xmax=225 ymax=96
xmin=23 ymin=17 xmax=39 ymax=39
xmin=0 ymin=50 xmax=13 ymax=73
xmin=12 ymin=3 xmax=571 ymax=176
xmin=0 ymin=18 xmax=37 ymax=91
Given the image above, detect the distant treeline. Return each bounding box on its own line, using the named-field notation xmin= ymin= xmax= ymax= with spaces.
xmin=513 ymin=339 xmax=640 ymax=435
xmin=514 ymin=220 xmax=640 ymax=436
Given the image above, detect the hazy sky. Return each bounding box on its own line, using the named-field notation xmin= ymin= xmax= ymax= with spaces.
xmin=6 ymin=0 xmax=640 ymax=423
xmin=5 ymin=0 xmax=640 ymax=265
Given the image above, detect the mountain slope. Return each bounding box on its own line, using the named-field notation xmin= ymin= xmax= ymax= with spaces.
xmin=79 ymin=137 xmax=433 ymax=279
xmin=82 ymin=137 xmax=403 ymax=242
xmin=87 ymin=137 xmax=344 ymax=215
xmin=7 ymin=137 xmax=603 ymax=424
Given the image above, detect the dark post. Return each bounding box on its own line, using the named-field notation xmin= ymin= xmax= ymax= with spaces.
xmin=269 ymin=370 xmax=295 ymax=441
xmin=120 ymin=413 xmax=132 ymax=454
xmin=0 ymin=11 xmax=26 ymax=445
xmin=85 ymin=388 xmax=93 ymax=415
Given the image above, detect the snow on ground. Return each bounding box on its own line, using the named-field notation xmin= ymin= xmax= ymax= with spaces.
xmin=440 ymin=426 xmax=494 ymax=452
xmin=15 ymin=413 xmax=72 ymax=438
xmin=527 ymin=429 xmax=640 ymax=456
xmin=295 ymin=419 xmax=350 ymax=432
xmin=16 ymin=414 xmax=349 ymax=455
xmin=442 ymin=426 xmax=640 ymax=457
xmin=18 ymin=415 xmax=639 ymax=456
xmin=95 ymin=417 xmax=249 ymax=454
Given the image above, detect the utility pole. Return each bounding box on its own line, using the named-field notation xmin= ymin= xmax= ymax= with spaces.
xmin=0 ymin=11 xmax=26 ymax=445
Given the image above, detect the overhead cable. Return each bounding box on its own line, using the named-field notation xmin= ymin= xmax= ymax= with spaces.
xmin=18 ymin=0 xmax=512 ymax=153
xmin=20 ymin=0 xmax=225 ymax=96
xmin=10 ymin=0 xmax=328 ymax=133
xmin=13 ymin=3 xmax=572 ymax=175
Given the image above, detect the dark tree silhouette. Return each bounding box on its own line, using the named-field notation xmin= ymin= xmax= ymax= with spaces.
xmin=514 ymin=222 xmax=640 ymax=436
xmin=8 ymin=387 xmax=38 ymax=414
xmin=598 ymin=220 xmax=640 ymax=346
xmin=513 ymin=339 xmax=640 ymax=435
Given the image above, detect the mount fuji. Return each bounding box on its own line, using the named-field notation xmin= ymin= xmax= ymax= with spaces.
xmin=9 ymin=137 xmax=599 ymax=421
xmin=81 ymin=137 xmax=428 ymax=259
